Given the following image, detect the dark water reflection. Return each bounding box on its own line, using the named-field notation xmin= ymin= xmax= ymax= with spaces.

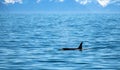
xmin=0 ymin=14 xmax=120 ymax=70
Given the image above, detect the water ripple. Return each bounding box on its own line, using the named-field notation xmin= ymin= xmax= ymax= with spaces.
xmin=0 ymin=14 xmax=120 ymax=70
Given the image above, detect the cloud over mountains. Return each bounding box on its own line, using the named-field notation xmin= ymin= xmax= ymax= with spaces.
xmin=3 ymin=0 xmax=120 ymax=7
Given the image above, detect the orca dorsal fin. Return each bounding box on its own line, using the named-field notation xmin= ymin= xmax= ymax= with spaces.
xmin=78 ymin=42 xmax=83 ymax=50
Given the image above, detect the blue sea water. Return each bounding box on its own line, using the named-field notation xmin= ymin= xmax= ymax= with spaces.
xmin=0 ymin=13 xmax=120 ymax=70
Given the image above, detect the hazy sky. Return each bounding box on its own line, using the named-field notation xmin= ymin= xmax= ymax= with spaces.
xmin=0 ymin=0 xmax=120 ymax=13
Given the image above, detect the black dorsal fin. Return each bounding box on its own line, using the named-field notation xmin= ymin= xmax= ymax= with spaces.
xmin=78 ymin=42 xmax=83 ymax=50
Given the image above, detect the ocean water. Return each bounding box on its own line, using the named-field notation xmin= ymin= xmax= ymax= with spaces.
xmin=0 ymin=13 xmax=120 ymax=70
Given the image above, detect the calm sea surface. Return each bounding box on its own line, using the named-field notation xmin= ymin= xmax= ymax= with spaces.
xmin=0 ymin=14 xmax=120 ymax=70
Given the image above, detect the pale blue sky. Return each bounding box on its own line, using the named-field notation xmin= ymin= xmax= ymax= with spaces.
xmin=0 ymin=0 xmax=120 ymax=13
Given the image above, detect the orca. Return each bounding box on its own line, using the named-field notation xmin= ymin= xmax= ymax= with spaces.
xmin=60 ymin=42 xmax=83 ymax=51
